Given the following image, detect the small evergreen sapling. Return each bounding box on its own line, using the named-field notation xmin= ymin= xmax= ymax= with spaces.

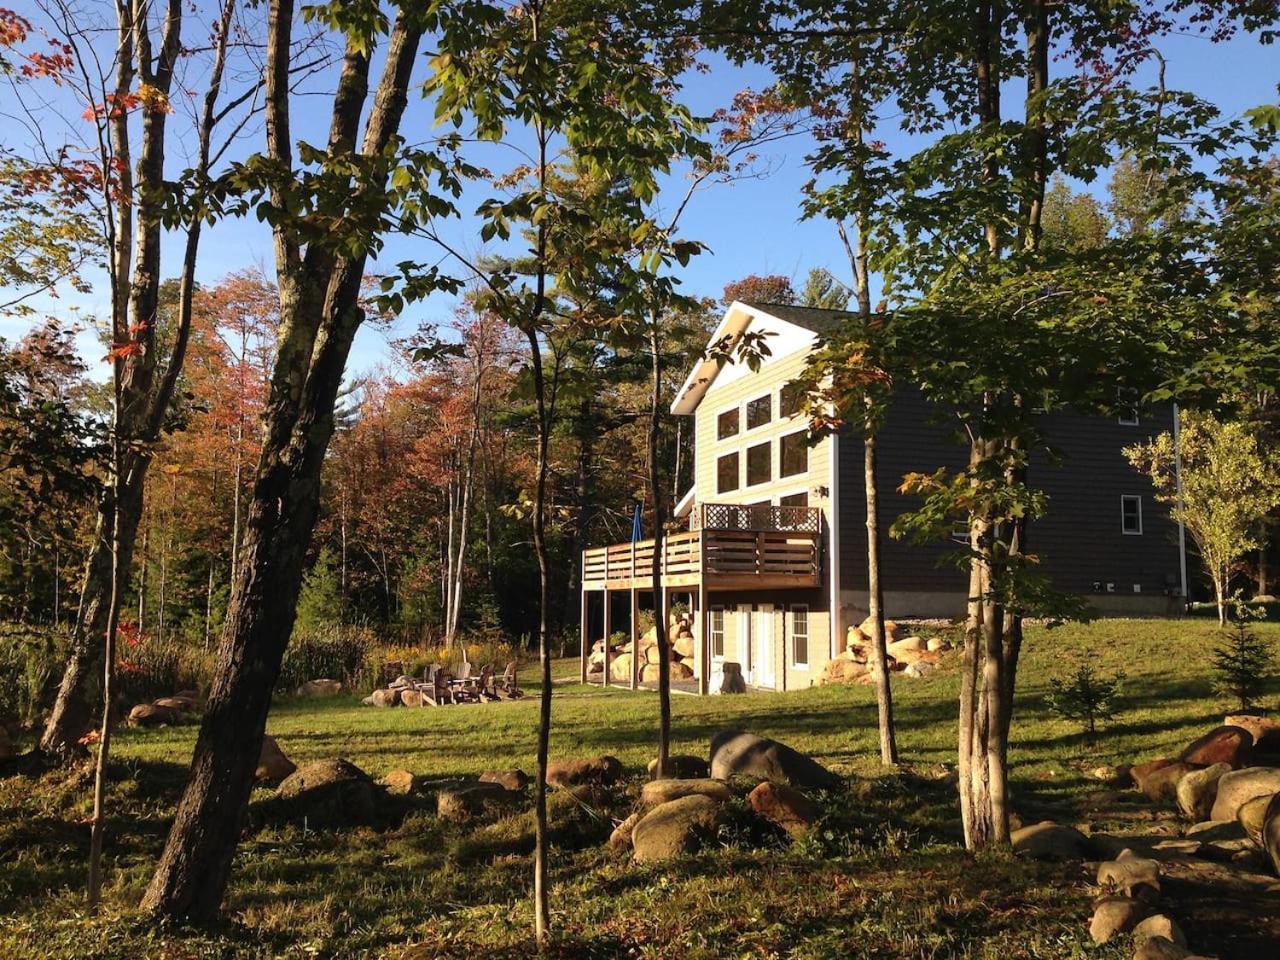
xmin=1046 ymin=664 xmax=1125 ymax=743
xmin=1211 ymin=603 xmax=1274 ymax=712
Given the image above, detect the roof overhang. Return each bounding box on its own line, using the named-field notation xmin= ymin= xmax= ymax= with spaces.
xmin=670 ymin=301 xmax=756 ymax=416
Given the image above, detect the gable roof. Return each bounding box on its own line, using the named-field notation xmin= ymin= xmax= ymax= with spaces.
xmin=670 ymin=300 xmax=854 ymax=415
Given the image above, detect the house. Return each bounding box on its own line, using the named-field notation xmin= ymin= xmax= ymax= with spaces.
xmin=579 ymin=300 xmax=1186 ymax=693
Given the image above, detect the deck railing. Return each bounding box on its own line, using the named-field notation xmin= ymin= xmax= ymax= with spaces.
xmin=690 ymin=502 xmax=821 ymax=533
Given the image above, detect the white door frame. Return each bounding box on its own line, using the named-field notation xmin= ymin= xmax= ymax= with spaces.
xmin=751 ymin=604 xmax=776 ymax=689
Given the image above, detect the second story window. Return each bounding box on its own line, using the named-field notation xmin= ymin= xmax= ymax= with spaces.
xmin=746 ymin=442 xmax=771 ymax=486
xmin=717 ymin=408 xmax=739 ymax=440
xmin=746 ymin=394 xmax=772 ymax=430
xmin=780 ymin=381 xmax=805 ymax=418
xmin=780 ymin=430 xmax=808 ymax=478
xmin=717 ymin=452 xmax=739 ymax=494
xmin=1121 ymin=495 xmax=1143 ymax=535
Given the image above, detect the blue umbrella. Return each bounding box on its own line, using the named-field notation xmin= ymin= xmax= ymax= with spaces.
xmin=631 ymin=502 xmax=644 ymax=542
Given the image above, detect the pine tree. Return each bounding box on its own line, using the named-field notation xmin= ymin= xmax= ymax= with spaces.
xmin=1212 ymin=604 xmax=1275 ymax=712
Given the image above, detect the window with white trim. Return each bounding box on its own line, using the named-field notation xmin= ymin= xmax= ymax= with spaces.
xmin=746 ymin=441 xmax=771 ymax=486
xmin=746 ymin=394 xmax=772 ymax=430
xmin=717 ymin=407 xmax=739 ymax=440
xmin=710 ymin=607 xmax=725 ymax=658
xmin=1121 ymin=495 xmax=1143 ymax=535
xmin=717 ymin=452 xmax=739 ymax=493
xmin=779 ymin=429 xmax=808 ymax=478
xmin=791 ymin=605 xmax=809 ymax=667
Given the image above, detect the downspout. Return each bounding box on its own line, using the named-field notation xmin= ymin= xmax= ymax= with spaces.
xmin=828 ymin=430 xmax=841 ymax=659
xmin=1172 ymin=403 xmax=1189 ymax=609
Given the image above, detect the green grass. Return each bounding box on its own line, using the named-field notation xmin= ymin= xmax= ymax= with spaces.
xmin=2 ymin=618 xmax=1277 ymax=959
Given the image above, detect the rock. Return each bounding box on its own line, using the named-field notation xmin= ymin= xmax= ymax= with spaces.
xmin=1223 ymin=714 xmax=1280 ymax=748
xmin=821 ymin=658 xmax=869 ymax=685
xmin=1097 ymin=851 xmax=1161 ymax=902
xmin=640 ymin=777 xmax=732 ymax=808
xmin=277 ymin=759 xmax=377 ymax=827
xmin=479 ymin=769 xmax=529 ymax=792
xmin=1131 ymin=758 xmax=1175 ymax=792
xmin=858 ymin=617 xmax=902 ymax=643
xmin=153 ymin=696 xmax=195 ymax=713
xmin=646 ymin=755 xmax=709 ymax=780
xmin=255 ymin=735 xmax=296 ymax=784
xmin=643 ymin=644 xmax=662 ymax=666
xmin=717 ymin=662 xmax=746 ymax=694
xmin=546 ymin=755 xmax=623 ymax=788
xmin=608 ymin=654 xmax=633 ymax=683
xmin=631 ymin=794 xmax=724 ymax=862
xmin=926 ymin=637 xmax=950 ymax=652
xmin=747 ymin=781 xmax=819 ymax=837
xmin=1133 ymin=914 xmax=1187 ymax=947
xmin=640 ymin=663 xmax=662 ymax=683
xmin=1199 ymin=837 xmax=1255 ymax=862
xmin=362 ymin=688 xmax=399 ymax=708
xmin=1185 ymin=819 xmax=1245 ymax=841
xmin=437 ymin=782 xmax=520 ymax=822
xmin=1237 ymin=793 xmax=1272 ymax=843
xmin=296 ymin=678 xmax=343 ymax=697
xmin=1150 ymin=838 xmax=1202 ymax=858
xmin=1134 ymin=937 xmax=1192 ymax=960
xmin=1175 ymin=762 xmax=1231 ymax=821
xmin=709 ymin=730 xmax=841 ymax=790
xmin=399 ymin=689 xmax=425 ymax=708
xmin=1180 ymin=725 xmax=1254 ymax=769
xmin=673 ymin=634 xmax=695 ymax=658
xmin=1010 ymin=821 xmax=1090 ymax=861
xmin=381 ymin=769 xmax=419 ymax=796
xmin=885 ymin=638 xmax=926 ymax=665
xmin=1141 ymin=762 xmax=1197 ymax=804
xmin=1089 ymin=765 xmax=1129 ymax=785
xmin=671 ymin=660 xmax=694 ymax=680
xmin=127 ymin=703 xmax=179 ymax=727
xmin=608 ymin=811 xmax=641 ymax=850
xmin=904 ymin=661 xmax=935 ymax=679
xmin=1209 ymin=767 xmax=1280 ymax=821
xmin=1263 ymin=790 xmax=1280 ymax=875
xmin=844 ymin=625 xmax=867 ymax=651
xmin=1089 ymin=896 xmax=1145 ymax=944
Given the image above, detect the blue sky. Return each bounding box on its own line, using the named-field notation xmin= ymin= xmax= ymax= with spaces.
xmin=1 ymin=7 xmax=1276 ymax=381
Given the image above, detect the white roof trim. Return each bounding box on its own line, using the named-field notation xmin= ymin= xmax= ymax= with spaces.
xmin=673 ymin=487 xmax=695 ymax=518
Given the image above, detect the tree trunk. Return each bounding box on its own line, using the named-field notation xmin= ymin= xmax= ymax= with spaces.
xmin=648 ymin=320 xmax=671 ymax=778
xmin=864 ymin=431 xmax=897 ymax=764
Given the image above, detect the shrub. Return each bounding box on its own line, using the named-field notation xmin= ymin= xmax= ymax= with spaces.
xmin=1046 ymin=663 xmax=1124 ymax=742
xmin=1212 ymin=602 xmax=1275 ymax=711
xmin=115 ymin=624 xmax=213 ymax=705
xmin=0 ymin=622 xmax=69 ymax=727
xmin=277 ymin=624 xmax=375 ymax=693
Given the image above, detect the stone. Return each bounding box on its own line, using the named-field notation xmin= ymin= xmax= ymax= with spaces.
xmin=747 ymin=781 xmax=819 ymax=837
xmin=608 ymin=812 xmax=641 ymax=850
xmin=546 ymin=755 xmax=623 ymax=788
xmin=1223 ymin=714 xmax=1280 ymax=748
xmin=1097 ymin=851 xmax=1161 ymax=902
xmin=1175 ymin=762 xmax=1231 ymax=821
xmin=822 ymin=658 xmax=869 ymax=685
xmin=1199 ymin=837 xmax=1255 ymax=862
xmin=640 ymin=777 xmax=732 ymax=808
xmin=644 ymin=644 xmax=662 ymax=666
xmin=673 ymin=634 xmax=695 ymax=658
xmin=437 ymin=782 xmax=520 ymax=822
xmin=127 ymin=703 xmax=179 ymax=728
xmin=277 ymin=759 xmax=377 ymax=827
xmin=381 ymin=769 xmax=419 ymax=796
xmin=1180 ymin=725 xmax=1254 ymax=769
xmin=152 ymin=696 xmax=194 ymax=713
xmin=1134 ymin=937 xmax=1192 ymax=960
xmin=631 ymin=794 xmax=724 ymax=862
xmin=362 ymin=688 xmax=399 ymax=708
xmin=858 ymin=617 xmax=902 ymax=643
xmin=1089 ymin=765 xmax=1128 ymax=785
xmin=1185 ymin=819 xmax=1245 ymax=841
xmin=1132 ymin=914 xmax=1187 ymax=948
xmin=608 ymin=654 xmax=633 ymax=683
xmin=1131 ymin=758 xmax=1175 ymax=792
xmin=1209 ymin=767 xmax=1280 ymax=821
xmin=844 ymin=625 xmax=868 ymax=651
xmin=1141 ymin=762 xmax=1197 ymax=804
xmin=1089 ymin=896 xmax=1145 ymax=944
xmin=296 ymin=678 xmax=343 ymax=697
xmin=1010 ymin=821 xmax=1090 ymax=861
xmin=399 ymin=689 xmax=425 ymax=708
xmin=709 ymin=730 xmax=841 ymax=790
xmin=480 ymin=769 xmax=530 ymax=792
xmin=1237 ymin=793 xmax=1272 ymax=843
xmin=1263 ymin=790 xmax=1280 ymax=875
xmin=255 ymin=735 xmax=296 ymax=784
xmin=717 ymin=662 xmax=747 ymax=694
xmin=885 ymin=638 xmax=926 ymax=665
xmin=670 ymin=661 xmax=694 ymax=680
xmin=926 ymin=637 xmax=950 ymax=652
xmin=640 ymin=663 xmax=662 ymax=683
xmin=646 ymin=755 xmax=709 ymax=780
xmin=904 ymin=661 xmax=935 ymax=678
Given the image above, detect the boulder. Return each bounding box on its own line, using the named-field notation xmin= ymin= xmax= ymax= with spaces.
xmin=747 ymin=781 xmax=819 ymax=837
xmin=1223 ymin=714 xmax=1280 ymax=749
xmin=362 ymin=688 xmax=399 ymax=708
xmin=858 ymin=617 xmax=902 ymax=643
xmin=255 ymin=735 xmax=296 ymax=784
xmin=1141 ymin=762 xmax=1197 ymax=804
xmin=1209 ymin=767 xmax=1280 ymax=821
xmin=1010 ymin=821 xmax=1090 ymax=861
xmin=640 ymin=777 xmax=732 ymax=808
xmin=717 ymin=662 xmax=747 ymax=694
xmin=1089 ymin=896 xmax=1145 ymax=944
xmin=1131 ymin=758 xmax=1175 ymax=791
xmin=885 ymin=638 xmax=926 ymax=666
xmin=127 ymin=703 xmax=179 ymax=728
xmin=640 ymin=663 xmax=662 ymax=683
xmin=843 ymin=625 xmax=868 ymax=651
xmin=608 ymin=654 xmax=633 ymax=683
xmin=153 ymin=696 xmax=195 ymax=713
xmin=1132 ymin=914 xmax=1187 ymax=948
xmin=1134 ymin=938 xmax=1192 ymax=960
xmin=904 ymin=661 xmax=935 ymax=679
xmin=631 ymin=794 xmax=724 ymax=862
xmin=1263 ymin=790 xmax=1280 ymax=875
xmin=822 ymin=658 xmax=869 ymax=685
xmin=673 ymin=634 xmax=695 ymax=658
xmin=709 ymin=730 xmax=840 ymax=790
xmin=1180 ymin=725 xmax=1254 ymax=769
xmin=546 ymin=755 xmax=623 ymax=788
xmin=608 ymin=811 xmax=641 ymax=850
xmin=480 ymin=769 xmax=529 ymax=792
xmin=647 ymin=755 xmax=709 ymax=780
xmin=399 ymin=689 xmax=425 ymax=708
xmin=1097 ymin=851 xmax=1161 ymax=902
xmin=277 ymin=759 xmax=377 ymax=827
xmin=1175 ymin=762 xmax=1231 ymax=821
xmin=381 ymin=769 xmax=419 ymax=796
xmin=926 ymin=637 xmax=950 ymax=653
xmin=437 ymin=782 xmax=520 ymax=822
xmin=296 ymin=678 xmax=343 ymax=698
xmin=671 ymin=660 xmax=694 ymax=680
xmin=1237 ymin=792 xmax=1272 ymax=843
xmin=1185 ymin=819 xmax=1244 ymax=842
xmin=644 ymin=644 xmax=662 ymax=666
xmin=1089 ymin=765 xmax=1129 ymax=785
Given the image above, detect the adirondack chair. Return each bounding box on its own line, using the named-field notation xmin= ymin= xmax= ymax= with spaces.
xmin=475 ymin=663 xmax=496 ymax=701
xmin=496 ymin=660 xmax=521 ymax=699
xmin=420 ymin=668 xmax=455 ymax=706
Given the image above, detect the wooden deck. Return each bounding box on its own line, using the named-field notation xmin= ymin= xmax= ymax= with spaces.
xmin=581 ymin=504 xmax=821 ymax=592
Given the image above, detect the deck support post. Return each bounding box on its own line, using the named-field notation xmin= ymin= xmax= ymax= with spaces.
xmin=601 ymin=588 xmax=612 ymax=688
xmin=697 ymin=553 xmax=709 ymax=697
xmin=579 ymin=585 xmax=588 ymax=684
xmin=629 ymin=587 xmax=639 ymax=690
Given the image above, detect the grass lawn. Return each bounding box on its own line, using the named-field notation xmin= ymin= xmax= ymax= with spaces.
xmin=2 ymin=618 xmax=1278 ymax=959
